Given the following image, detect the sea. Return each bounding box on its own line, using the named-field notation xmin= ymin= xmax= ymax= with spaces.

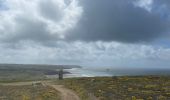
xmin=63 ymin=67 xmax=170 ymax=78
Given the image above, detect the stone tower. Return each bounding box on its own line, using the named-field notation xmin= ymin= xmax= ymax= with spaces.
xmin=58 ymin=69 xmax=63 ymax=80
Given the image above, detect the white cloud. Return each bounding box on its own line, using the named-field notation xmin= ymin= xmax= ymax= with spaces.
xmin=133 ymin=0 xmax=153 ymax=12
xmin=0 ymin=41 xmax=170 ymax=68
xmin=38 ymin=0 xmax=83 ymax=38
xmin=0 ymin=0 xmax=83 ymax=40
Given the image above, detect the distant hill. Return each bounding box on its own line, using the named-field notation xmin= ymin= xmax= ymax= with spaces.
xmin=0 ymin=64 xmax=81 ymax=70
xmin=0 ymin=64 xmax=81 ymax=82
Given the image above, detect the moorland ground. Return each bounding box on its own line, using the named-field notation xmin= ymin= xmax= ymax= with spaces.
xmin=0 ymin=65 xmax=170 ymax=100
xmin=1 ymin=76 xmax=170 ymax=100
xmin=58 ymin=76 xmax=170 ymax=100
xmin=0 ymin=83 xmax=60 ymax=100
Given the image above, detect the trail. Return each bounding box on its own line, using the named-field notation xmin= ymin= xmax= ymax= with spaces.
xmin=0 ymin=81 xmax=81 ymax=100
xmin=45 ymin=83 xmax=80 ymax=100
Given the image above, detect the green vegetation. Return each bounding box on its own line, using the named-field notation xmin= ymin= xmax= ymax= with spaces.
xmin=0 ymin=70 xmax=46 ymax=82
xmin=0 ymin=84 xmax=60 ymax=100
xmin=0 ymin=64 xmax=77 ymax=82
xmin=0 ymin=64 xmax=169 ymax=100
xmin=58 ymin=76 xmax=170 ymax=100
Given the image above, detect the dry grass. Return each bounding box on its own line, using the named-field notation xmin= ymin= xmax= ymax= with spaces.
xmin=58 ymin=76 xmax=170 ymax=100
xmin=0 ymin=84 xmax=60 ymax=100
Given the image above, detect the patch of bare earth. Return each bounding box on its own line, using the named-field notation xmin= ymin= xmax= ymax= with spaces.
xmin=45 ymin=83 xmax=80 ymax=100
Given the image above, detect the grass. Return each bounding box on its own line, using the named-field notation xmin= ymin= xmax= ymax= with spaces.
xmin=0 ymin=65 xmax=169 ymax=100
xmin=0 ymin=84 xmax=60 ymax=100
xmin=57 ymin=76 xmax=170 ymax=100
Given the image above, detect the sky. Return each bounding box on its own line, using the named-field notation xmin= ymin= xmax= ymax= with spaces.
xmin=0 ymin=0 xmax=170 ymax=69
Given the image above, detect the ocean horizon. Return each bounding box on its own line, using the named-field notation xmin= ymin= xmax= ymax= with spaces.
xmin=63 ymin=67 xmax=170 ymax=78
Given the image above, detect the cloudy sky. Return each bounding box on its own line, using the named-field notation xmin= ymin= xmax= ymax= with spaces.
xmin=0 ymin=0 xmax=170 ymax=68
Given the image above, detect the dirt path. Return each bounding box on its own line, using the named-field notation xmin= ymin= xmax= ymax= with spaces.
xmin=46 ymin=83 xmax=80 ymax=100
xmin=0 ymin=81 xmax=81 ymax=100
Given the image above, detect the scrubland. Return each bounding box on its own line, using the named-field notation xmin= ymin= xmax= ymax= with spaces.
xmin=0 ymin=84 xmax=60 ymax=100
xmin=58 ymin=76 xmax=170 ymax=100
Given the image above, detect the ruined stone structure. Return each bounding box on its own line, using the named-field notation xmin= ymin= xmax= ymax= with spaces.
xmin=58 ymin=69 xmax=63 ymax=80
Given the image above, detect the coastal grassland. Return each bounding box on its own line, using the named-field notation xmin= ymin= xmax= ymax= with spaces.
xmin=0 ymin=64 xmax=72 ymax=82
xmin=58 ymin=76 xmax=170 ymax=100
xmin=0 ymin=70 xmax=46 ymax=83
xmin=0 ymin=84 xmax=60 ymax=100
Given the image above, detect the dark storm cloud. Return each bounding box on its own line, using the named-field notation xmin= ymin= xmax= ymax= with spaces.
xmin=1 ymin=0 xmax=170 ymax=44
xmin=66 ymin=0 xmax=169 ymax=43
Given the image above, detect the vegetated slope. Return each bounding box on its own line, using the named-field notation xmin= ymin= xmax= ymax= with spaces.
xmin=0 ymin=83 xmax=60 ymax=100
xmin=59 ymin=76 xmax=170 ymax=100
xmin=0 ymin=81 xmax=81 ymax=100
xmin=0 ymin=64 xmax=81 ymax=82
